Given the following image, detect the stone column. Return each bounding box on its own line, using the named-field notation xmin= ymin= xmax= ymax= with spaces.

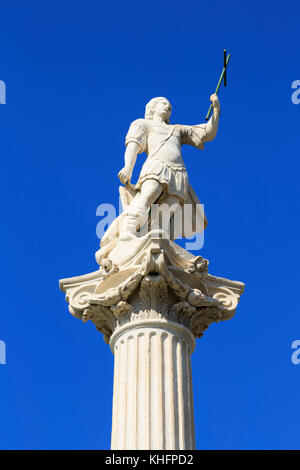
xmin=110 ymin=319 xmax=195 ymax=450
xmin=60 ymin=235 xmax=244 ymax=450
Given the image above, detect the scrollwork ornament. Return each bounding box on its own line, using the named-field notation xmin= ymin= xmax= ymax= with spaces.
xmin=212 ymin=287 xmax=238 ymax=312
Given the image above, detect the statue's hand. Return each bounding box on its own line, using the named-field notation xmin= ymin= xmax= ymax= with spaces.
xmin=118 ymin=166 xmax=132 ymax=185
xmin=210 ymin=93 xmax=220 ymax=109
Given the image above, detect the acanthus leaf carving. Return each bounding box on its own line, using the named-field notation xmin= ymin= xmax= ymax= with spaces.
xmin=190 ymin=307 xmax=223 ymax=338
xmin=169 ymin=301 xmax=196 ymax=327
xmin=139 ymin=274 xmax=168 ymax=320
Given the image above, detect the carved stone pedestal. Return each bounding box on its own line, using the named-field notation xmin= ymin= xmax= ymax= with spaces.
xmin=60 ymin=232 xmax=244 ymax=449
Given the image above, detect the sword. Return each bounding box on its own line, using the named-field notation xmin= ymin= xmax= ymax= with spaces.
xmin=205 ymin=49 xmax=231 ymax=121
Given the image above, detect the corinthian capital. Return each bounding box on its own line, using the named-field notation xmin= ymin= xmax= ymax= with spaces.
xmin=60 ymin=232 xmax=244 ymax=343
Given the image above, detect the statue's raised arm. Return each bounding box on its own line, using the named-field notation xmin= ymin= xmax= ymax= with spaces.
xmin=179 ymin=93 xmax=220 ymax=151
xmin=202 ymin=93 xmax=220 ymax=142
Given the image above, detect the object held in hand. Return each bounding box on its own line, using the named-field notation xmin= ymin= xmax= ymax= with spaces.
xmin=205 ymin=49 xmax=231 ymax=121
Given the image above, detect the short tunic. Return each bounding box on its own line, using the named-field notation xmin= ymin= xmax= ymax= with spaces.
xmin=125 ymin=118 xmax=207 ymax=203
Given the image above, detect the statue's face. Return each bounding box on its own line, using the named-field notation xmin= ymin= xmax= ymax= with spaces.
xmin=153 ymin=98 xmax=172 ymax=122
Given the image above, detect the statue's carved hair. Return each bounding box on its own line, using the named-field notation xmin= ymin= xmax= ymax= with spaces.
xmin=145 ymin=97 xmax=171 ymax=123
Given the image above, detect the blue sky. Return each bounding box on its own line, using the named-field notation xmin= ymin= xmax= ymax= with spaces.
xmin=0 ymin=0 xmax=299 ymax=450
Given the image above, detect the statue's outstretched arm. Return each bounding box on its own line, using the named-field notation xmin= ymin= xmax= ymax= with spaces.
xmin=203 ymin=94 xmax=220 ymax=142
xmin=118 ymin=141 xmax=139 ymax=185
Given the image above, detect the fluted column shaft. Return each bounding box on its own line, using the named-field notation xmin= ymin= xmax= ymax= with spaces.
xmin=109 ymin=319 xmax=196 ymax=450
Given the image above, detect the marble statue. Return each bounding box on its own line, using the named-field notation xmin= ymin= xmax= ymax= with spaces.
xmin=59 ymin=92 xmax=244 ymax=450
xmin=96 ymin=94 xmax=220 ymax=266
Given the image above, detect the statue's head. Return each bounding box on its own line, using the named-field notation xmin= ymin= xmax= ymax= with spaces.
xmin=145 ymin=97 xmax=172 ymax=123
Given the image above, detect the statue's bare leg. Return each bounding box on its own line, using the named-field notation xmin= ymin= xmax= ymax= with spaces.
xmin=119 ymin=179 xmax=163 ymax=240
